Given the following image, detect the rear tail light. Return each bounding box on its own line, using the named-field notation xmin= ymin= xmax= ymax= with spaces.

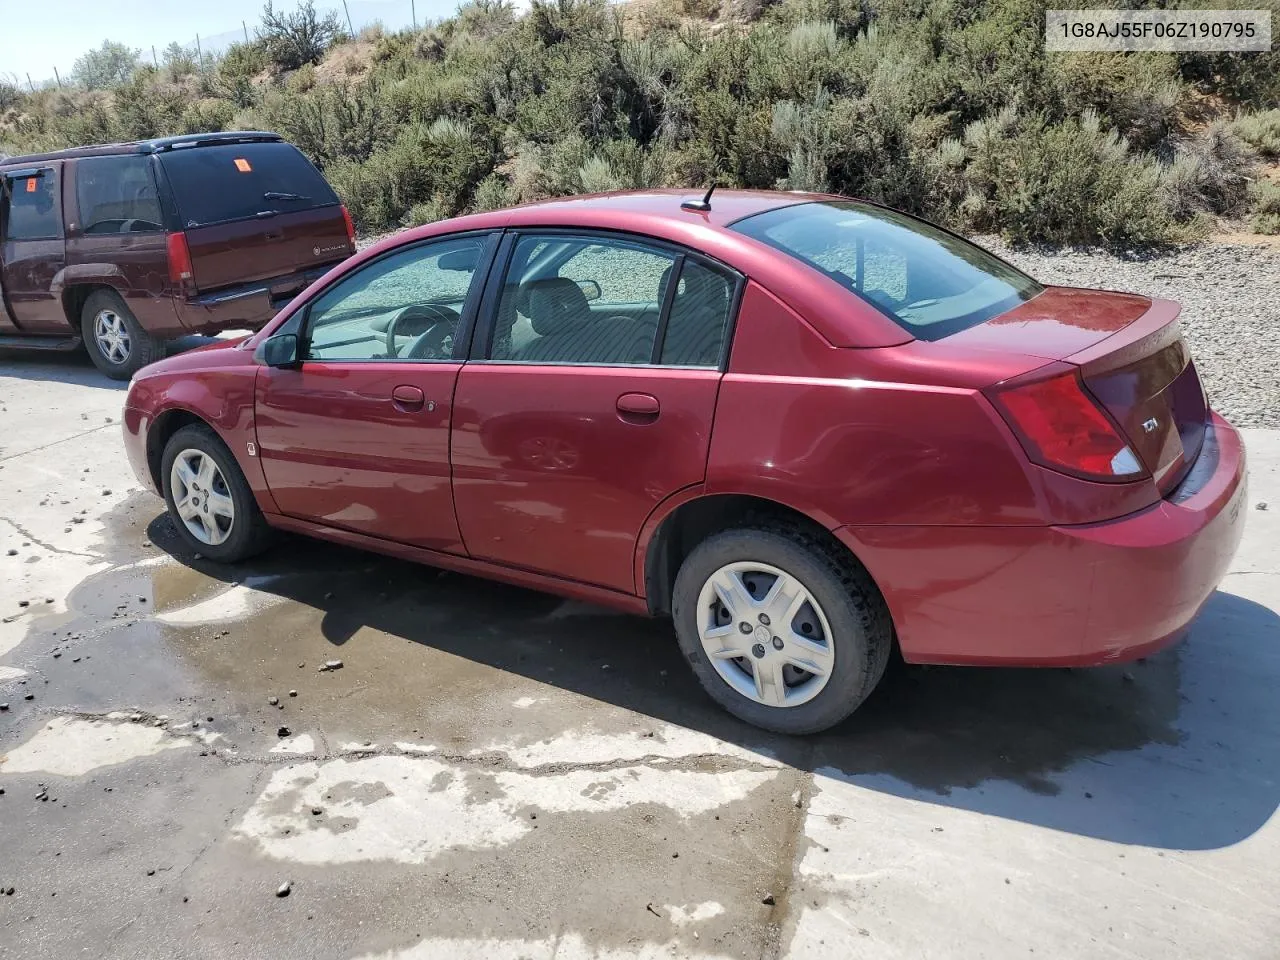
xmin=987 ymin=363 xmax=1145 ymax=482
xmin=166 ymin=231 xmax=193 ymax=289
xmin=341 ymin=205 xmax=356 ymax=249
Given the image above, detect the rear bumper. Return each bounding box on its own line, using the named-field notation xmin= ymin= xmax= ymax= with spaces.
xmin=840 ymin=412 xmax=1247 ymax=666
xmin=176 ymin=265 xmax=336 ymax=333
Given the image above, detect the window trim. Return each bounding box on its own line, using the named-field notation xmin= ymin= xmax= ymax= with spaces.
xmin=2 ymin=165 xmax=63 ymax=243
xmin=294 ymin=230 xmax=500 ymax=365
xmin=470 ymin=227 xmax=744 ymax=371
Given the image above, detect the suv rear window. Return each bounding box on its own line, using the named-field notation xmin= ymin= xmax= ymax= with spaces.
xmin=159 ymin=141 xmax=339 ymax=228
xmin=731 ymin=201 xmax=1042 ymax=340
xmin=77 ymin=155 xmax=163 ymax=234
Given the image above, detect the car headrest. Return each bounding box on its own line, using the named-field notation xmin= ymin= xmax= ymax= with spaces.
xmin=515 ymin=277 xmax=593 ymax=336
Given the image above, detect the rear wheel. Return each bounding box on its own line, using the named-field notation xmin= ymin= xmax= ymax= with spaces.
xmin=160 ymin=424 xmax=272 ymax=563
xmin=672 ymin=526 xmax=892 ymax=734
xmin=80 ymin=289 xmax=162 ymax=380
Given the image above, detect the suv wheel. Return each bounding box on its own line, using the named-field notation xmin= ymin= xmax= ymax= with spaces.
xmin=161 ymin=424 xmax=272 ymax=563
xmin=671 ymin=525 xmax=893 ymax=734
xmin=80 ymin=289 xmax=162 ymax=380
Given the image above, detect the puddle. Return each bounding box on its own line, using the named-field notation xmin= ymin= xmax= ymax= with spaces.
xmin=0 ymin=713 xmax=190 ymax=776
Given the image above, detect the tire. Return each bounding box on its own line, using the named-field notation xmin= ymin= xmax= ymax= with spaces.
xmin=160 ymin=424 xmax=272 ymax=563
xmin=671 ymin=524 xmax=893 ymax=735
xmin=80 ymin=288 xmax=163 ymax=380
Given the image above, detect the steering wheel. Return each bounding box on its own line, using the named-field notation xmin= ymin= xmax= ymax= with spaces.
xmin=384 ymin=304 xmax=460 ymax=360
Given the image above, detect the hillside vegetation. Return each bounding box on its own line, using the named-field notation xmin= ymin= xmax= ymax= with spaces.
xmin=2 ymin=0 xmax=1279 ymax=244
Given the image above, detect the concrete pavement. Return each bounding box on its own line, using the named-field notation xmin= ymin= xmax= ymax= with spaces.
xmin=1 ymin=349 xmax=1278 ymax=959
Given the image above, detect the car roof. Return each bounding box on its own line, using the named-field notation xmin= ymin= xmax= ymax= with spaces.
xmin=348 ymin=189 xmax=915 ymax=349
xmin=0 ymin=131 xmax=284 ymax=166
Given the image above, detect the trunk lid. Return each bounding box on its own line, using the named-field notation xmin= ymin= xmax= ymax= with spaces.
xmin=954 ymin=286 xmax=1207 ymax=493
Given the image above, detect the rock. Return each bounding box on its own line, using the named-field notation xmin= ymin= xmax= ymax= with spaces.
xmin=320 ymin=659 xmax=343 ymax=672
xmin=5 ymin=549 xmax=15 ymax=556
xmin=23 ymin=694 xmax=34 ymax=701
xmin=146 ymin=869 xmax=155 ymax=876
xmin=288 ymin=690 xmax=297 ymax=697
xmin=102 ymin=489 xmax=112 ymax=496
xmin=276 ymin=881 xmax=292 ymax=898
xmin=761 ymin=894 xmax=776 ymax=906
xmin=277 ymin=726 xmax=291 ymax=737
xmin=1258 ymin=501 xmax=1269 ymax=511
xmin=268 ymin=696 xmax=279 ymax=706
xmin=3 ymin=887 xmax=13 ymax=896
xmin=311 ymin=807 xmax=322 ymax=816
xmin=0 ymin=704 xmax=8 ymax=711
xmin=17 ymin=600 xmax=29 ymax=608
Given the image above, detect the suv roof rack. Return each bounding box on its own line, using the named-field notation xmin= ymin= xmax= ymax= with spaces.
xmin=0 ymin=131 xmax=284 ymax=166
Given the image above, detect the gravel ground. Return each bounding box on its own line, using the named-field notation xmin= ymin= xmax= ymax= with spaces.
xmin=979 ymin=238 xmax=1280 ymax=429
xmin=362 ymin=227 xmax=1280 ymax=427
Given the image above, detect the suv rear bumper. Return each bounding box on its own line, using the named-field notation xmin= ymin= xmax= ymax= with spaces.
xmin=177 ymin=265 xmax=337 ymax=333
xmin=839 ymin=411 xmax=1247 ymax=666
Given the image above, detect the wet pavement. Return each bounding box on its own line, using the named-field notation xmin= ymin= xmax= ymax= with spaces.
xmin=2 ymin=351 xmax=1279 ymax=959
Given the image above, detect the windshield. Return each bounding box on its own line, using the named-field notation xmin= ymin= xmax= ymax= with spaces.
xmin=731 ymin=201 xmax=1042 ymax=340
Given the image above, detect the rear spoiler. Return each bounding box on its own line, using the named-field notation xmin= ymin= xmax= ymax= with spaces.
xmin=146 ymin=132 xmax=284 ymax=153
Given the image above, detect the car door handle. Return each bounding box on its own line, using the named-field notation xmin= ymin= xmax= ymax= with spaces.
xmin=392 ymin=384 xmax=427 ymax=411
xmin=616 ymin=392 xmax=660 ymax=422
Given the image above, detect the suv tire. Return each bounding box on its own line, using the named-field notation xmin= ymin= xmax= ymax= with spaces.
xmin=671 ymin=525 xmax=893 ymax=734
xmin=81 ymin=289 xmax=162 ymax=380
xmin=161 ymin=424 xmax=273 ymax=563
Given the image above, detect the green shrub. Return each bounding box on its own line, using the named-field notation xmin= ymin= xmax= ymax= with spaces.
xmin=1248 ymin=180 xmax=1280 ymax=234
xmin=1232 ymin=109 xmax=1280 ymax=159
xmin=72 ymin=40 xmax=140 ymax=90
xmin=258 ymin=0 xmax=344 ymax=71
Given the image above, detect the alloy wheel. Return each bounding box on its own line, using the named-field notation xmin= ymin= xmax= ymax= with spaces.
xmin=170 ymin=449 xmax=235 ymax=546
xmin=93 ymin=310 xmax=131 ymax=365
xmin=696 ymin=561 xmax=835 ymax=708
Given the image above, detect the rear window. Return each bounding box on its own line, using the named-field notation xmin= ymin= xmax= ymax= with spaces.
xmin=730 ymin=201 xmax=1042 ymax=340
xmin=4 ymin=169 xmax=60 ymax=241
xmin=77 ymin=155 xmax=163 ymax=234
xmin=159 ymin=141 xmax=338 ymax=228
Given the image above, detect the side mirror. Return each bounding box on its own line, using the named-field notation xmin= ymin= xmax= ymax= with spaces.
xmin=577 ymin=279 xmax=602 ymax=302
xmin=260 ymin=333 xmax=300 ymax=368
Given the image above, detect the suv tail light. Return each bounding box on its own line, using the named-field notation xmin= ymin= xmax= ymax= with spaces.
xmin=341 ymin=205 xmax=356 ymax=250
xmin=986 ymin=363 xmax=1146 ymax=482
xmin=166 ymin=231 xmax=194 ymax=289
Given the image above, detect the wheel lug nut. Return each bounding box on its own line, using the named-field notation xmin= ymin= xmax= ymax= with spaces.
xmin=738 ymin=622 xmax=752 ymax=634
xmin=751 ymin=643 xmax=766 ymax=659
xmin=772 ymin=636 xmax=784 ymax=650
xmin=758 ymin=613 xmax=771 ymax=626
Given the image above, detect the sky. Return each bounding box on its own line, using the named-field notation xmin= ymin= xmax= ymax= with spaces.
xmin=0 ymin=0 xmax=459 ymax=85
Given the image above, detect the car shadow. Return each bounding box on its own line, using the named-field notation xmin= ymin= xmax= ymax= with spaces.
xmin=0 ymin=333 xmax=237 ymax=387
xmin=144 ymin=513 xmax=1280 ymax=852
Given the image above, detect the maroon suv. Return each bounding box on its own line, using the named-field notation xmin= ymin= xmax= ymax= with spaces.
xmin=0 ymin=132 xmax=355 ymax=378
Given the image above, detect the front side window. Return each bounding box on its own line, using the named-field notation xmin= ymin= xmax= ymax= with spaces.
xmin=76 ymin=155 xmax=163 ymax=234
xmin=4 ymin=169 xmax=60 ymax=241
xmin=731 ymin=201 xmax=1042 ymax=341
xmin=304 ymin=236 xmax=488 ymax=362
xmin=491 ymin=235 xmax=675 ymax=365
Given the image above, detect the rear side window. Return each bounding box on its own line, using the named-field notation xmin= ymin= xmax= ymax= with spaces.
xmin=76 ymin=155 xmax=163 ymax=234
xmin=159 ymin=142 xmax=339 ymax=228
xmin=4 ymin=169 xmax=61 ymax=241
xmin=731 ymin=201 xmax=1042 ymax=341
xmin=660 ymin=260 xmax=734 ymax=367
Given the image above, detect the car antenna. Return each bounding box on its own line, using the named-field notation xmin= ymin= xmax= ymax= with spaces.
xmin=681 ymin=182 xmax=716 ymax=212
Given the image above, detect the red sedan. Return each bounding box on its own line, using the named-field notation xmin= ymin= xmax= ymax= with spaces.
xmin=121 ymin=190 xmax=1247 ymax=734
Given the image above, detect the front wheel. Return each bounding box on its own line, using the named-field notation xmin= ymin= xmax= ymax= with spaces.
xmin=80 ymin=289 xmax=162 ymax=380
xmin=672 ymin=526 xmax=893 ymax=734
xmin=160 ymin=424 xmax=272 ymax=563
